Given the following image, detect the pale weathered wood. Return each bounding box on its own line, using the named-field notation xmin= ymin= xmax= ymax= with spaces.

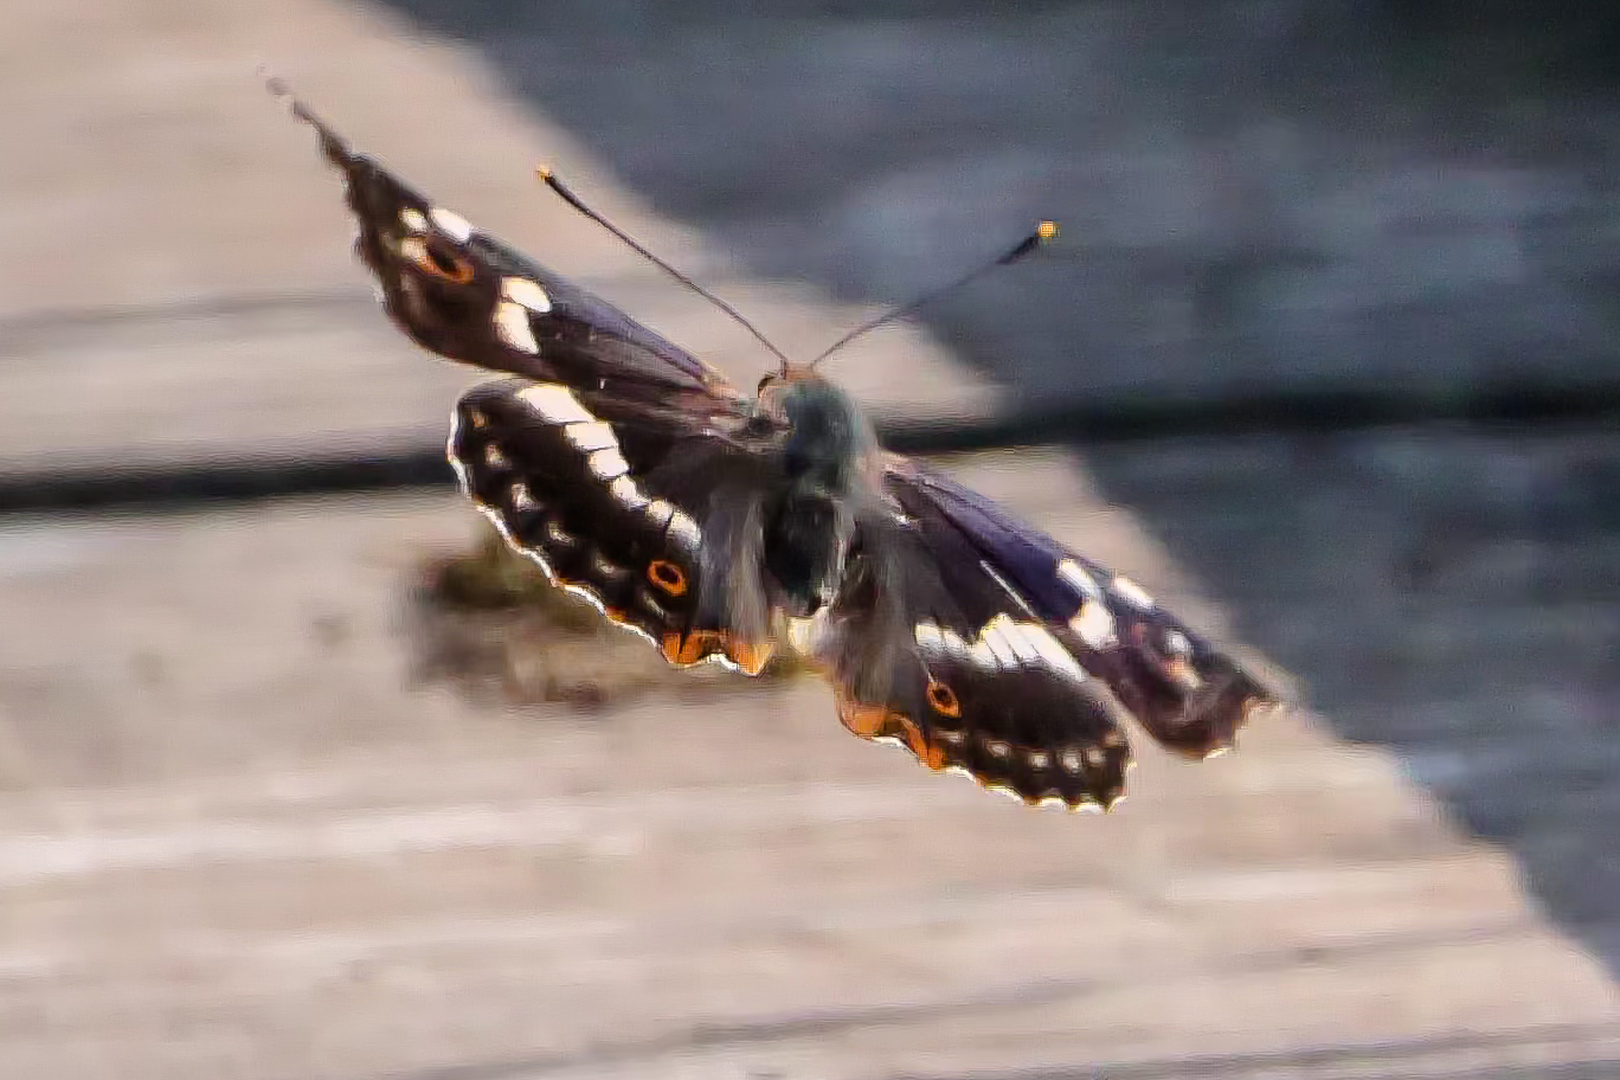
xmin=0 ymin=1 xmax=1614 ymax=1078
xmin=1 ymin=484 xmax=1614 ymax=1080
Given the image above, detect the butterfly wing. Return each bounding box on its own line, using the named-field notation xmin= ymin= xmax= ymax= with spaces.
xmin=807 ymin=496 xmax=1134 ymax=810
xmin=279 ymin=82 xmax=744 ymax=402
xmin=451 ymin=377 xmax=789 ymax=675
xmin=284 ymin=88 xmax=787 ymax=671
xmin=887 ymin=458 xmax=1282 ymax=758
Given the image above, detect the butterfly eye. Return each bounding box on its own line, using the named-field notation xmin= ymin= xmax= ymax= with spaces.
xmin=926 ymin=680 xmax=961 ymax=718
xmin=400 ymin=236 xmax=476 ymax=284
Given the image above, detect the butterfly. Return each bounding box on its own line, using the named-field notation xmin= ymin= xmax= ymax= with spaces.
xmin=273 ymin=80 xmax=1283 ymax=811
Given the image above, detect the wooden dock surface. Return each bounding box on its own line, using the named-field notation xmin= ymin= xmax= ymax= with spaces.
xmin=0 ymin=2 xmax=1615 ymax=1077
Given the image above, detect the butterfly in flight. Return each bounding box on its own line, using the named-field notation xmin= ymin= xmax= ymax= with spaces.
xmin=272 ymin=79 xmax=1282 ymax=811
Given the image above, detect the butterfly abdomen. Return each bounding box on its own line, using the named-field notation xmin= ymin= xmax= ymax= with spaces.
xmin=764 ymin=490 xmax=849 ymax=613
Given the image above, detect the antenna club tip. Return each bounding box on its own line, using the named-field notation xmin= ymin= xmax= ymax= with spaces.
xmin=1037 ymin=220 xmax=1059 ymax=241
xmin=535 ymin=164 xmax=553 ymax=181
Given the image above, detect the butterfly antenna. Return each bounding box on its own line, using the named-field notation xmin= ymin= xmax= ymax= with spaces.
xmin=536 ymin=167 xmax=796 ymax=373
xmin=808 ymin=220 xmax=1058 ymax=370
xmin=262 ymin=70 xmax=356 ymax=172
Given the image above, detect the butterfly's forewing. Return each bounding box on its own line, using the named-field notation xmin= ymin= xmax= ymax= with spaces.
xmin=890 ymin=460 xmax=1281 ymax=757
xmin=450 ymin=378 xmax=785 ymax=675
xmin=283 ymin=86 xmax=742 ymax=400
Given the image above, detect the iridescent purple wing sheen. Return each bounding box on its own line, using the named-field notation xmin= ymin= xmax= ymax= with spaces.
xmin=885 ymin=459 xmax=1281 ymax=757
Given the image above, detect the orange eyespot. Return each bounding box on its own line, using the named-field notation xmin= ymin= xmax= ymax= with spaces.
xmin=400 ymin=236 xmax=476 ymax=284
xmin=926 ymin=679 xmax=961 ymax=718
xmin=647 ymin=559 xmax=688 ymax=596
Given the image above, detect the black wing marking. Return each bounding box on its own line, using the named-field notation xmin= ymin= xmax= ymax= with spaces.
xmin=450 ymin=378 xmax=784 ymax=675
xmin=279 ymin=83 xmax=745 ymax=402
xmin=812 ymin=504 xmax=1134 ymax=811
xmin=888 ymin=458 xmax=1283 ymax=757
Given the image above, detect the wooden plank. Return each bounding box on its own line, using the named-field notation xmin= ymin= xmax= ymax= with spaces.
xmin=0 ymin=484 xmax=1613 ymax=1080
xmin=0 ymin=1 xmax=1613 ymax=1077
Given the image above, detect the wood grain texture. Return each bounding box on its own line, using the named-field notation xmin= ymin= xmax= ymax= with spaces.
xmin=0 ymin=1 xmax=1614 ymax=1077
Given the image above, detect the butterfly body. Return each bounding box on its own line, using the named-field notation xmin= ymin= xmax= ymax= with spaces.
xmin=761 ymin=377 xmax=873 ymax=614
xmin=278 ymin=82 xmax=1284 ymax=810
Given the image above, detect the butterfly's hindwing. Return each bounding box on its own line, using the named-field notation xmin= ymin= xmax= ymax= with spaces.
xmin=893 ymin=461 xmax=1280 ymax=758
xmin=1045 ymin=551 xmax=1273 ymax=756
xmin=449 ymin=379 xmax=778 ymax=675
xmin=817 ymin=510 xmax=1133 ymax=810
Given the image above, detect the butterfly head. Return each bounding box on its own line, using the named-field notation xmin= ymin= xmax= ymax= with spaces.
xmin=777 ymin=377 xmax=874 ymax=494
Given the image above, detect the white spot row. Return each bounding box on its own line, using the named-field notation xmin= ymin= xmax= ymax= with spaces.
xmin=489 ymin=281 xmax=553 ymax=356
xmin=914 ymin=614 xmax=1085 ymax=681
xmin=503 ymin=277 xmax=553 ymax=314
xmin=1068 ymin=600 xmax=1117 ymax=650
xmin=513 ymin=383 xmax=701 ymax=555
xmin=519 ymin=384 xmax=594 ymax=425
xmin=1058 ymin=557 xmax=1156 ymax=612
xmin=429 ymin=206 xmax=474 ymax=243
xmin=1109 ymin=575 xmax=1156 ymax=610
xmin=494 ymin=301 xmax=540 ymax=355
xmin=586 ymin=448 xmax=630 ymax=480
xmin=951 ymin=739 xmax=1102 ymax=775
xmin=1057 ymin=559 xmax=1103 ymax=600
